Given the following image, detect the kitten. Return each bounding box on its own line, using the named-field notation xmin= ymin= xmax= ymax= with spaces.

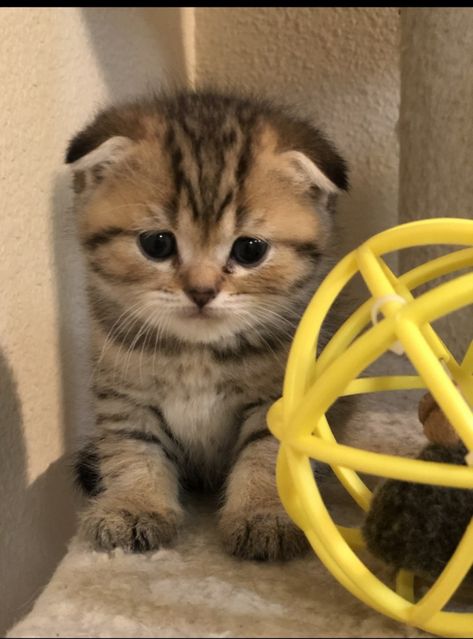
xmin=68 ymin=90 xmax=348 ymax=560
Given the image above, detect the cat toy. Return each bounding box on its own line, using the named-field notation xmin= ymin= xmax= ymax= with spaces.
xmin=267 ymin=218 xmax=473 ymax=637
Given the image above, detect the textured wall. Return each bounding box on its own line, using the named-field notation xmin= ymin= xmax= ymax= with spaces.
xmin=195 ymin=8 xmax=400 ymax=261
xmin=0 ymin=8 xmax=185 ymax=634
xmin=399 ymin=8 xmax=473 ymax=357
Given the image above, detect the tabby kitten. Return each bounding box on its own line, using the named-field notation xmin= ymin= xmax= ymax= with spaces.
xmin=68 ymin=90 xmax=348 ymax=561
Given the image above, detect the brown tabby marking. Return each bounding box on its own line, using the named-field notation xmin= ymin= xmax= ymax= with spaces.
xmin=68 ymin=90 xmax=348 ymax=560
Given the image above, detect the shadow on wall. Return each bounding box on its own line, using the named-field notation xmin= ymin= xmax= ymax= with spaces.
xmin=1 ymin=137 xmax=91 ymax=638
xmin=79 ymin=7 xmax=189 ymax=102
xmin=51 ymin=168 xmax=94 ymax=455
xmin=0 ymin=351 xmax=77 ymax=636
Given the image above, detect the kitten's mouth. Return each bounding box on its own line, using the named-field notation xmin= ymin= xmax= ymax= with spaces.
xmin=170 ymin=306 xmax=237 ymax=343
xmin=180 ymin=306 xmax=222 ymax=321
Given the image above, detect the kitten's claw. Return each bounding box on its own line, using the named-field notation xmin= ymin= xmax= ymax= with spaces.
xmin=79 ymin=502 xmax=179 ymax=552
xmin=220 ymin=511 xmax=309 ymax=561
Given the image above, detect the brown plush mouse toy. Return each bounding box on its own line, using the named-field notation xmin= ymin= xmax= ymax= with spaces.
xmin=362 ymin=391 xmax=473 ymax=580
xmin=418 ymin=390 xmax=462 ymax=447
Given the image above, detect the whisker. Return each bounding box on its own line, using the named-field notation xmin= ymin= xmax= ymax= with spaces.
xmin=121 ymin=302 xmax=159 ymax=384
xmin=105 ymin=300 xmax=158 ymax=386
xmin=89 ymin=299 xmax=150 ymax=385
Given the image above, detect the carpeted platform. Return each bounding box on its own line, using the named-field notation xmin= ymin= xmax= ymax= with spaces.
xmin=8 ymin=356 xmax=434 ymax=638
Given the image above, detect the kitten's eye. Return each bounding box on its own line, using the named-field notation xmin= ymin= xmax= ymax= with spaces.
xmin=230 ymin=237 xmax=269 ymax=266
xmin=138 ymin=231 xmax=176 ymax=261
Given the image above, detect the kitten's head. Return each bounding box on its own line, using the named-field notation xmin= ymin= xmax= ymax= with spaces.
xmin=66 ymin=91 xmax=348 ymax=346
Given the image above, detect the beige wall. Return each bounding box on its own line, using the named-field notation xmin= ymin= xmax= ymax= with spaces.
xmin=195 ymin=8 xmax=400 ymax=259
xmin=0 ymin=8 xmax=187 ymax=634
xmin=399 ymin=8 xmax=473 ymax=358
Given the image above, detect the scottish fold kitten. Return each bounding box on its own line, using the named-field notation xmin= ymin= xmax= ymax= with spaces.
xmin=68 ymin=90 xmax=348 ymax=560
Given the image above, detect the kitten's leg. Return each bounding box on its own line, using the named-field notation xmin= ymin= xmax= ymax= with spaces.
xmin=219 ymin=402 xmax=309 ymax=561
xmin=74 ymin=402 xmax=184 ymax=552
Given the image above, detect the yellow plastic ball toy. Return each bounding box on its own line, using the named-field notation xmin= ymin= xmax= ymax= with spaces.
xmin=267 ymin=218 xmax=473 ymax=638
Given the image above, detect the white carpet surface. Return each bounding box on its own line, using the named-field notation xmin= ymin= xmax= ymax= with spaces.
xmin=8 ymin=356 xmax=434 ymax=638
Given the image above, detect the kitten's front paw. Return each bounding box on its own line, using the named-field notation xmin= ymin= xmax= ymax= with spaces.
xmin=220 ymin=511 xmax=309 ymax=561
xmin=79 ymin=501 xmax=180 ymax=552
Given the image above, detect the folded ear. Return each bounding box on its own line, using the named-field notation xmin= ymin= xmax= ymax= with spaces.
xmin=279 ymin=150 xmax=341 ymax=195
xmin=67 ymin=135 xmax=134 ymax=201
xmin=273 ymin=149 xmax=346 ymax=217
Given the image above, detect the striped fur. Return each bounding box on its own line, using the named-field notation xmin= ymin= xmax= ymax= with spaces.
xmin=68 ymin=89 xmax=348 ymax=560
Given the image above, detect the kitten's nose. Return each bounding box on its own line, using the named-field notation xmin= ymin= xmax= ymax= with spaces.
xmin=185 ymin=287 xmax=217 ymax=309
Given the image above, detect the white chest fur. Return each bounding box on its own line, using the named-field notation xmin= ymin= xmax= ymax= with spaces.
xmin=158 ymin=352 xmax=242 ymax=459
xmin=98 ymin=331 xmax=284 ymax=471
